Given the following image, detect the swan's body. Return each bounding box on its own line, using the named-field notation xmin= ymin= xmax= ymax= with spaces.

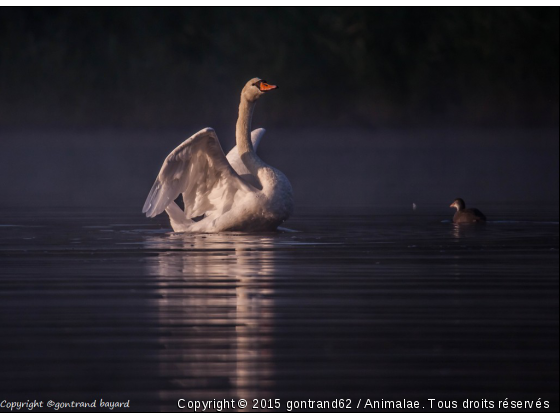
xmin=142 ymin=78 xmax=293 ymax=232
xmin=450 ymin=198 xmax=486 ymax=224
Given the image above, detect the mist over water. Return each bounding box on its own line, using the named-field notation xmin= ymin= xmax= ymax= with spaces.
xmin=0 ymin=127 xmax=557 ymax=211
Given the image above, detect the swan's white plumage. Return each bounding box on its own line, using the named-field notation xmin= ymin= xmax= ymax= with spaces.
xmin=226 ymin=128 xmax=265 ymax=189
xmin=143 ymin=127 xmax=253 ymax=219
xmin=142 ymin=78 xmax=293 ymax=233
xmin=142 ymin=127 xmax=266 ymax=233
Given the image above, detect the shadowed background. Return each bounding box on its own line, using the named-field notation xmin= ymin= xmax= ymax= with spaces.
xmin=0 ymin=7 xmax=558 ymax=210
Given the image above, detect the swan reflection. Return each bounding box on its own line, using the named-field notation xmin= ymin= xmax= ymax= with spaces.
xmin=144 ymin=233 xmax=279 ymax=410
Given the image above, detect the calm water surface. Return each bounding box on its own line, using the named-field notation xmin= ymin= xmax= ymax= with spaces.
xmin=0 ymin=205 xmax=558 ymax=412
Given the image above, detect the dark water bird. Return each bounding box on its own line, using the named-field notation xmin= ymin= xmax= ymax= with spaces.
xmin=449 ymin=198 xmax=487 ymax=223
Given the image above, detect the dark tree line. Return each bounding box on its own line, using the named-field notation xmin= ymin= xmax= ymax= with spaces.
xmin=0 ymin=7 xmax=558 ymax=128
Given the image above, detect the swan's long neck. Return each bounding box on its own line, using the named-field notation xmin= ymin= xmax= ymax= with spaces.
xmin=236 ymin=95 xmax=263 ymax=174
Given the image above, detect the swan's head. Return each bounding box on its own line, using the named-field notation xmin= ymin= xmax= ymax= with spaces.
xmin=450 ymin=198 xmax=466 ymax=211
xmin=242 ymin=77 xmax=278 ymax=102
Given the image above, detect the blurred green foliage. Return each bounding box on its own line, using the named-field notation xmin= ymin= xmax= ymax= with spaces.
xmin=0 ymin=7 xmax=558 ymax=128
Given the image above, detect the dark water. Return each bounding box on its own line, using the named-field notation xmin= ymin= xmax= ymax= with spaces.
xmin=0 ymin=205 xmax=558 ymax=412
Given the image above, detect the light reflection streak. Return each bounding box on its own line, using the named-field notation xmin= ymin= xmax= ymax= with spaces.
xmin=145 ymin=233 xmax=278 ymax=410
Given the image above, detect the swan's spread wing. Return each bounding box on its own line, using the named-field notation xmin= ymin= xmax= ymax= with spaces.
xmin=226 ymin=128 xmax=265 ymax=176
xmin=143 ymin=127 xmax=254 ymax=219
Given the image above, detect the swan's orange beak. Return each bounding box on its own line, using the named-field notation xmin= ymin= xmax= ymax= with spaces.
xmin=259 ymin=81 xmax=278 ymax=91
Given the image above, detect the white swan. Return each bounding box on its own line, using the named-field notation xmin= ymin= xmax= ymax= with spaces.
xmin=142 ymin=78 xmax=294 ymax=232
